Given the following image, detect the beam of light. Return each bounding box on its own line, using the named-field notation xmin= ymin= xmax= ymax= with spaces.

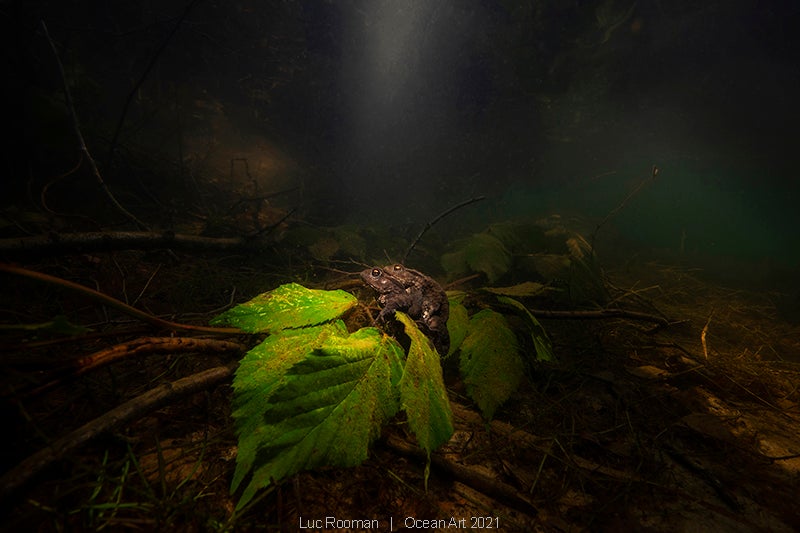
xmin=341 ymin=0 xmax=447 ymax=211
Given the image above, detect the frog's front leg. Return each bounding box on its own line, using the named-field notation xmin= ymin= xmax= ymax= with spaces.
xmin=377 ymin=294 xmax=413 ymax=322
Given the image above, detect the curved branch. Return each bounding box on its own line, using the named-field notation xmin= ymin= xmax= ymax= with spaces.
xmin=0 ymin=363 xmax=236 ymax=501
xmin=25 ymin=337 xmax=245 ymax=398
xmin=0 ymin=263 xmax=243 ymax=335
xmin=591 ymin=165 xmax=658 ymax=250
xmin=40 ymin=20 xmax=149 ymax=231
xmin=103 ymin=0 xmax=203 ymax=175
xmin=403 ymin=196 xmax=485 ymax=262
xmin=0 ymin=231 xmax=274 ymax=257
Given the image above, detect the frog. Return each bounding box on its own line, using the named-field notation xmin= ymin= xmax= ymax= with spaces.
xmin=360 ymin=264 xmax=450 ymax=355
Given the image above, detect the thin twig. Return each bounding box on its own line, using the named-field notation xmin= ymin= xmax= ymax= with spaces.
xmin=40 ymin=20 xmax=149 ymax=231
xmin=248 ymin=208 xmax=295 ymax=239
xmin=0 ymin=230 xmax=279 ymax=256
xmin=591 ymin=165 xmax=659 ymax=251
xmin=526 ymin=307 xmax=673 ymax=326
xmin=40 ymin=155 xmax=84 ymax=215
xmin=403 ymin=196 xmax=485 ymax=262
xmin=23 ymin=337 xmax=245 ymax=398
xmin=103 ymin=0 xmax=203 ymax=175
xmin=701 ymin=309 xmax=714 ymax=359
xmin=132 ymin=263 xmax=162 ymax=307
xmin=0 ymin=263 xmax=243 ymax=335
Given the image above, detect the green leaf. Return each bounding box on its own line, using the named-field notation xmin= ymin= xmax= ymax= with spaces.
xmin=446 ymin=290 xmax=467 ymax=305
xmin=497 ymin=296 xmax=556 ymax=362
xmin=210 ymin=283 xmax=357 ymax=333
xmin=395 ymin=312 xmax=454 ymax=453
xmin=486 ymin=220 xmax=548 ymax=253
xmin=459 ymin=309 xmax=523 ymax=420
xmin=232 ymin=322 xmax=348 ymax=453
xmin=464 ymin=233 xmax=512 ymax=282
xmin=231 ymin=326 xmax=403 ymax=510
xmin=482 ymin=281 xmax=548 ymax=298
xmin=441 ymin=232 xmax=511 ymax=283
xmin=565 ymin=235 xmax=608 ymax=305
xmin=332 ymin=225 xmax=367 ymax=259
xmin=440 ymin=249 xmax=468 ymax=278
xmin=445 ymin=301 xmax=470 ymax=357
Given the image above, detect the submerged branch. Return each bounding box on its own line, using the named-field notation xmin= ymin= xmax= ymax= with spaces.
xmin=0 ymin=363 xmax=236 ymax=501
xmin=0 ymin=263 xmax=243 ymax=335
xmin=40 ymin=21 xmax=149 ymax=231
xmin=403 ymin=196 xmax=485 ymax=262
xmin=528 ymin=307 xmax=674 ymax=325
xmin=0 ymin=231 xmax=275 ymax=257
xmin=385 ymin=433 xmax=538 ymax=516
xmin=24 ymin=337 xmax=245 ymax=398
xmin=591 ymin=165 xmax=659 ymax=251
xmin=103 ymin=0 xmax=203 ymax=175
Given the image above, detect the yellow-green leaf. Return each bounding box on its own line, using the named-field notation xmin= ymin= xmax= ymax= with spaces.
xmin=231 ymin=326 xmax=404 ymax=510
xmin=496 ymin=296 xmax=556 ymax=362
xmin=210 ymin=283 xmax=357 ymax=333
xmin=459 ymin=309 xmax=523 ymax=420
xmin=446 ymin=301 xmax=470 ymax=357
xmin=232 ymin=322 xmax=348 ymax=460
xmin=395 ymin=312 xmax=454 ymax=453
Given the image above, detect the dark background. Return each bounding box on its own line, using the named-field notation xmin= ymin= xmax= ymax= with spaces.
xmin=4 ymin=0 xmax=799 ymax=263
xmin=3 ymin=3 xmax=800 ymax=529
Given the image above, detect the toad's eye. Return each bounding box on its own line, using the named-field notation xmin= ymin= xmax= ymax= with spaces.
xmin=392 ymin=264 xmax=403 ymax=272
xmin=371 ymin=268 xmax=382 ymax=278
